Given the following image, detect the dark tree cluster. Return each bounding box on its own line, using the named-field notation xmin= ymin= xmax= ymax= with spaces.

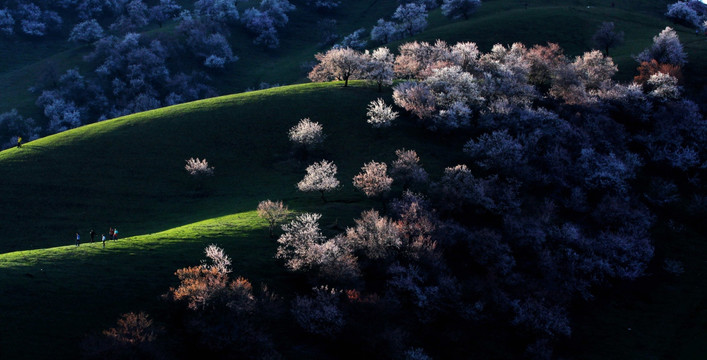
xmin=241 ymin=0 xmax=296 ymax=49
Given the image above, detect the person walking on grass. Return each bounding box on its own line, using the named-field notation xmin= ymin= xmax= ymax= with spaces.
xmin=102 ymin=234 xmax=106 ymax=249
xmin=90 ymin=229 xmax=96 ymax=243
xmin=109 ymin=227 xmax=114 ymax=241
xmin=16 ymin=136 xmax=21 ymax=148
xmin=113 ymin=228 xmax=119 ymax=240
xmin=76 ymin=232 xmax=80 ymax=247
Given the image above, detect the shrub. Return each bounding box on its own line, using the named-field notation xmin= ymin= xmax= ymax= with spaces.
xmin=185 ymin=157 xmax=214 ymax=177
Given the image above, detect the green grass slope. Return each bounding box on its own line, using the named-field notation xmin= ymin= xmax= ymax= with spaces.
xmin=0 ymin=82 xmax=466 ymax=359
xmin=0 ymin=80 xmax=705 ymax=359
xmin=0 ymin=212 xmax=294 ymax=359
xmin=0 ymin=82 xmax=459 ymax=254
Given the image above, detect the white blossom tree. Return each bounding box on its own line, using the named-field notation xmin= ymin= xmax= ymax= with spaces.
xmin=69 ymin=19 xmax=105 ymax=43
xmin=366 ymin=98 xmax=398 ymax=128
xmin=353 ymin=161 xmax=393 ymax=198
xmin=572 ymin=50 xmax=618 ymax=91
xmin=18 ymin=3 xmax=51 ymax=36
xmin=260 ymin=0 xmax=296 ymax=27
xmin=636 ymin=27 xmax=687 ymax=66
xmin=288 ymin=118 xmax=325 ymax=153
xmin=308 ymin=47 xmax=367 ymax=87
xmin=195 ymin=0 xmax=240 ymax=24
xmin=647 ymin=72 xmax=681 ymax=100
xmin=276 ymin=213 xmax=326 ymax=271
xmin=392 ymin=3 xmax=428 ymax=37
xmin=370 ymin=18 xmax=399 ymax=44
xmin=345 ymin=209 xmax=401 ymax=259
xmin=665 ymin=1 xmax=704 ymax=28
xmin=110 ymin=0 xmax=149 ymax=33
xmin=150 ymin=0 xmax=182 ymax=27
xmin=392 ymin=81 xmax=437 ymax=120
xmin=335 ymin=28 xmax=367 ymax=50
xmin=311 ymin=1 xmax=341 ymax=10
xmin=450 ymin=41 xmax=481 ymax=73
xmin=0 ymin=9 xmax=14 ymax=35
xmin=257 ymin=200 xmax=291 ymax=238
xmin=298 ymin=160 xmax=340 ymax=202
xmin=441 ymin=0 xmax=482 ymax=20
xmin=202 ymin=244 xmax=232 ymax=274
xmin=365 ymin=47 xmax=395 ymax=92
xmin=241 ymin=8 xmax=279 ymax=48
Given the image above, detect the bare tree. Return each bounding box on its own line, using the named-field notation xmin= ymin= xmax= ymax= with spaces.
xmin=257 ymin=200 xmax=291 ymax=238
xmin=297 ymin=160 xmax=340 ymax=202
xmin=592 ymin=22 xmax=624 ymax=56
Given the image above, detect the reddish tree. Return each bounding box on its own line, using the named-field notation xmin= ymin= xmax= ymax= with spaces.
xmin=634 ymin=59 xmax=682 ymax=85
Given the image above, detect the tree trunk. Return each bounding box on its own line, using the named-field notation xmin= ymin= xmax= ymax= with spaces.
xmin=344 ymin=76 xmax=349 ymax=87
xmin=378 ymin=81 xmax=382 ymax=92
xmin=320 ymin=190 xmax=327 ymax=203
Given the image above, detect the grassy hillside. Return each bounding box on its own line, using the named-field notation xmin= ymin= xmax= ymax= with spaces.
xmin=0 ymin=81 xmax=467 ymax=359
xmin=0 ymin=81 xmax=705 ymax=360
xmin=0 ymin=211 xmax=301 ymax=359
xmin=0 ymin=0 xmax=705 ymax=359
xmin=0 ymin=82 xmax=461 ymax=254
